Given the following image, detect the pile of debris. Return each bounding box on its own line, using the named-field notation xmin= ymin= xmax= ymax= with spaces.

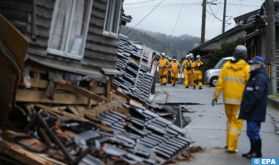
xmin=0 ymin=15 xmax=193 ymax=165
xmin=113 ymin=35 xmax=154 ymax=103
xmin=1 ymin=99 xmax=192 ymax=165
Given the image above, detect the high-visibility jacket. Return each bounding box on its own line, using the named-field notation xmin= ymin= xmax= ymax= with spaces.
xmin=193 ymin=60 xmax=204 ymax=71
xmin=170 ymin=61 xmax=180 ymax=74
xmin=158 ymin=58 xmax=169 ymax=76
xmin=214 ymin=59 xmax=250 ymax=105
xmin=183 ymin=60 xmax=192 ymax=71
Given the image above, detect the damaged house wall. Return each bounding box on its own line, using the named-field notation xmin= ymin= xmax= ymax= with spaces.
xmin=0 ymin=0 xmax=122 ymax=77
xmin=0 ymin=0 xmax=126 ymax=106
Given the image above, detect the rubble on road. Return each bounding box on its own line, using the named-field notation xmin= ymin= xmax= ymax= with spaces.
xmin=0 ymin=98 xmax=193 ymax=165
xmin=167 ymin=146 xmax=205 ymax=164
xmin=0 ymin=15 xmax=194 ymax=165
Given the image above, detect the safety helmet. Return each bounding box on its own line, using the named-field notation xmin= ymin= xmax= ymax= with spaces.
xmin=161 ymin=52 xmax=166 ymax=57
xmin=189 ymin=53 xmax=194 ymax=59
xmin=196 ymin=55 xmax=201 ymax=60
xmin=234 ymin=45 xmax=247 ymax=60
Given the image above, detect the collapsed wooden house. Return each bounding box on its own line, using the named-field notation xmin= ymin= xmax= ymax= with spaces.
xmin=0 ymin=0 xmax=129 ymax=106
xmin=0 ymin=1 xmax=197 ymax=164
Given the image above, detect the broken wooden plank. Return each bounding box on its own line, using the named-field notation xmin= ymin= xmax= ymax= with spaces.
xmin=106 ymin=76 xmax=112 ymax=101
xmin=16 ymin=89 xmax=97 ymax=105
xmin=58 ymin=83 xmax=108 ymax=102
xmin=0 ymin=141 xmax=53 ymax=165
xmin=17 ymin=138 xmax=48 ymax=153
xmin=34 ymin=104 xmax=85 ymax=120
xmin=29 ymin=79 xmax=48 ymax=88
xmin=0 ymin=15 xmax=29 ymax=70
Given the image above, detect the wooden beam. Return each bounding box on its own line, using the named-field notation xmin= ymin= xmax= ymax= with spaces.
xmin=16 ymin=89 xmax=97 ymax=105
xmin=59 ymin=83 xmax=108 ymax=102
xmin=0 ymin=15 xmax=29 ymax=70
xmin=29 ymin=79 xmax=48 ymax=88
xmin=106 ymin=76 xmax=112 ymax=101
xmin=0 ymin=141 xmax=53 ymax=165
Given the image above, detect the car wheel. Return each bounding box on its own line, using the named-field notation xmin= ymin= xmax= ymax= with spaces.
xmin=210 ymin=76 xmax=218 ymax=87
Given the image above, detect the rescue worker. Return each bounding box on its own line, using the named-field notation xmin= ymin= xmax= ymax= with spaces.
xmin=170 ymin=58 xmax=180 ymax=87
xmin=239 ymin=56 xmax=268 ymax=159
xmin=182 ymin=55 xmax=193 ymax=88
xmin=158 ymin=53 xmax=169 ymax=86
xmin=193 ymin=55 xmax=204 ymax=89
xmin=212 ymin=45 xmax=250 ymax=153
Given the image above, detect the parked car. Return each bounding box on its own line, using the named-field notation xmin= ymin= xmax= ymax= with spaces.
xmin=205 ymin=57 xmax=234 ymax=87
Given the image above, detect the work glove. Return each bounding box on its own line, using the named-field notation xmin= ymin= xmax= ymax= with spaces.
xmin=211 ymin=98 xmax=218 ymax=107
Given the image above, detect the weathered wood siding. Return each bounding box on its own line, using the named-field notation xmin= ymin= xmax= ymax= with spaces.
xmin=82 ymin=0 xmax=118 ymax=69
xmin=0 ymin=0 xmax=118 ymax=72
xmin=0 ymin=0 xmax=32 ymax=34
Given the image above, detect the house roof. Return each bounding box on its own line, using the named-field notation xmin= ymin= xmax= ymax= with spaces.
xmin=190 ymin=1 xmax=279 ymax=54
xmin=190 ymin=26 xmax=246 ymax=53
xmin=234 ymin=9 xmax=261 ymax=25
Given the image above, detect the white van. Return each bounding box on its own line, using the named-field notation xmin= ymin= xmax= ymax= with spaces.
xmin=205 ymin=57 xmax=234 ymax=87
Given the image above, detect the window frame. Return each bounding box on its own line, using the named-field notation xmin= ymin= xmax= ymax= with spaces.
xmin=47 ymin=0 xmax=93 ymax=60
xmin=103 ymin=0 xmax=122 ymax=38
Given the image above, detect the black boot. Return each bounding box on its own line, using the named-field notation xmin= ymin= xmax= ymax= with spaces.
xmin=242 ymin=142 xmax=254 ymax=158
xmin=243 ymin=140 xmax=262 ymax=159
xmin=199 ymin=86 xmax=202 ymax=90
xmin=255 ymin=139 xmax=262 ymax=158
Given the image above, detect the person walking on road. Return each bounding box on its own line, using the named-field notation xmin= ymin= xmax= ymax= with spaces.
xmin=212 ymin=45 xmax=250 ymax=153
xmin=158 ymin=53 xmax=169 ymax=86
xmin=239 ymin=56 xmax=268 ymax=159
xmin=170 ymin=58 xmax=180 ymax=87
xmin=182 ymin=55 xmax=193 ymax=88
xmin=193 ymin=55 xmax=204 ymax=90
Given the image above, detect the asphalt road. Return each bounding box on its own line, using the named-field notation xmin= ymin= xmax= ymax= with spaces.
xmin=154 ymin=84 xmax=279 ymax=165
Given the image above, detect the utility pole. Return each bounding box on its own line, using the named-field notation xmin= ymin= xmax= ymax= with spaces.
xmin=222 ymin=0 xmax=227 ymax=33
xmin=201 ymin=0 xmax=206 ymax=44
xmin=265 ymin=0 xmax=277 ymax=94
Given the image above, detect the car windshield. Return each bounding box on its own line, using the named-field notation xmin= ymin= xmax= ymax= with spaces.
xmin=214 ymin=59 xmax=228 ymax=69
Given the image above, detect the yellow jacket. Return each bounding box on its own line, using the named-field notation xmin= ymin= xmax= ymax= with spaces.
xmin=170 ymin=61 xmax=180 ymax=73
xmin=183 ymin=60 xmax=192 ymax=71
xmin=214 ymin=59 xmax=250 ymax=105
xmin=158 ymin=58 xmax=169 ymax=75
xmin=159 ymin=58 xmax=169 ymax=68
xmin=193 ymin=60 xmax=204 ymax=71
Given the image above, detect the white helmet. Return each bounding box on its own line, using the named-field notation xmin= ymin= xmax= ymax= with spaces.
xmin=196 ymin=55 xmax=201 ymax=60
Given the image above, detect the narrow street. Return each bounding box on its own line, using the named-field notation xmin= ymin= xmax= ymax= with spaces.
xmin=154 ymin=84 xmax=279 ymax=165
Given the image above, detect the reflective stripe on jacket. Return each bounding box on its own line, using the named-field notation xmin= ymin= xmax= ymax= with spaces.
xmin=214 ymin=59 xmax=250 ymax=105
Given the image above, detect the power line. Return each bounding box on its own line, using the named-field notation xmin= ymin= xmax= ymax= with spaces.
xmin=207 ymin=4 xmax=223 ymax=22
xmin=125 ymin=2 xmax=260 ymax=10
xmin=170 ymin=0 xmax=185 ymax=35
xmin=125 ymin=2 xmax=201 ymax=9
xmin=126 ymin=0 xmax=166 ymax=34
xmin=220 ymin=2 xmax=260 ymax=7
xmin=124 ymin=0 xmax=156 ymax=5
xmin=207 ymin=2 xmax=220 ymax=30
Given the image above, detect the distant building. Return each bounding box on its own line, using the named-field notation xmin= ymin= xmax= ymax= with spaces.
xmin=190 ymin=2 xmax=279 ymax=91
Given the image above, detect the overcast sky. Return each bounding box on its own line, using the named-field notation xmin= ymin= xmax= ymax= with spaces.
xmin=123 ymin=0 xmax=265 ymax=40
